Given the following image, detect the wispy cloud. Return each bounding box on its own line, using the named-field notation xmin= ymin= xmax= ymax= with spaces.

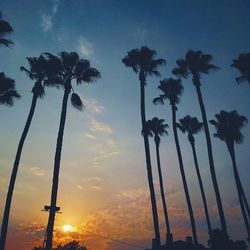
xmin=84 ymin=99 xmax=105 ymax=114
xmin=30 ymin=166 xmax=45 ymax=176
xmin=84 ymin=133 xmax=96 ymax=140
xmin=89 ymin=119 xmax=113 ymax=134
xmin=77 ymin=36 xmax=94 ymax=59
xmin=41 ymin=0 xmax=59 ymax=32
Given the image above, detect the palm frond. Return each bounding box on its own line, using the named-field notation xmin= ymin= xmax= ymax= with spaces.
xmin=71 ymin=93 xmax=84 ymax=111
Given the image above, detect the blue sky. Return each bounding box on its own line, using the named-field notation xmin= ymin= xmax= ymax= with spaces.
xmin=0 ymin=0 xmax=250 ymax=249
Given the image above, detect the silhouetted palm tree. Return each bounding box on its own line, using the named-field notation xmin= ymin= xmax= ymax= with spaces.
xmin=210 ymin=110 xmax=250 ymax=240
xmin=173 ymin=50 xmax=228 ymax=236
xmin=122 ymin=47 xmax=166 ymax=248
xmin=0 ymin=72 xmax=20 ymax=106
xmin=0 ymin=55 xmax=49 ymax=250
xmin=177 ymin=115 xmax=212 ymax=236
xmin=145 ymin=117 xmax=172 ymax=240
xmin=44 ymin=52 xmax=100 ymax=250
xmin=231 ymin=53 xmax=250 ymax=85
xmin=154 ymin=78 xmax=198 ymax=245
xmin=0 ymin=11 xmax=14 ymax=47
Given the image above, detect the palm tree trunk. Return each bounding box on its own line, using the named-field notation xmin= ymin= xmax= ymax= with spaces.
xmin=227 ymin=143 xmax=250 ymax=239
xmin=155 ymin=142 xmax=171 ymax=235
xmin=139 ymin=71 xmax=161 ymax=248
xmin=190 ymin=139 xmax=212 ymax=236
xmin=0 ymin=94 xmax=38 ymax=250
xmin=171 ymin=105 xmax=198 ymax=245
xmin=45 ymin=87 xmax=70 ymax=250
xmin=195 ymin=85 xmax=227 ymax=236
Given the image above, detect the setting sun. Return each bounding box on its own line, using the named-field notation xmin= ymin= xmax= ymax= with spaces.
xmin=62 ymin=224 xmax=73 ymax=232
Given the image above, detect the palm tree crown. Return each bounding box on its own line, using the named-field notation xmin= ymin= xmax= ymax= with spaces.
xmin=122 ymin=46 xmax=166 ymax=81
xmin=45 ymin=51 xmax=100 ymax=109
xmin=172 ymin=50 xmax=219 ymax=86
xmin=177 ymin=115 xmax=203 ymax=144
xmin=231 ymin=53 xmax=250 ymax=85
xmin=153 ymin=78 xmax=183 ymax=106
xmin=0 ymin=72 xmax=20 ymax=106
xmin=209 ymin=110 xmax=248 ymax=146
xmin=145 ymin=117 xmax=168 ymax=145
xmin=0 ymin=11 xmax=14 ymax=47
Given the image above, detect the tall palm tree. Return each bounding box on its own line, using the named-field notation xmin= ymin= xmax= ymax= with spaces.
xmin=153 ymin=78 xmax=198 ymax=245
xmin=210 ymin=110 xmax=250 ymax=240
xmin=231 ymin=53 xmax=250 ymax=85
xmin=177 ymin=115 xmax=212 ymax=236
xmin=145 ymin=117 xmax=172 ymax=241
xmin=122 ymin=46 xmax=166 ymax=248
xmin=0 ymin=11 xmax=14 ymax=47
xmin=0 ymin=72 xmax=20 ymax=106
xmin=172 ymin=50 xmax=228 ymax=236
xmin=44 ymin=52 xmax=100 ymax=250
xmin=0 ymin=55 xmax=49 ymax=250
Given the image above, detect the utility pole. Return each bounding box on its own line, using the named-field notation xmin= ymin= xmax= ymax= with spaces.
xmin=41 ymin=205 xmax=62 ymax=249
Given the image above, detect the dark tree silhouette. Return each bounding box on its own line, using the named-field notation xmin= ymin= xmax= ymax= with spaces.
xmin=208 ymin=229 xmax=230 ymax=250
xmin=0 ymin=11 xmax=14 ymax=47
xmin=122 ymin=46 xmax=166 ymax=248
xmin=145 ymin=117 xmax=172 ymax=241
xmin=44 ymin=52 xmax=100 ymax=250
xmin=177 ymin=115 xmax=212 ymax=236
xmin=172 ymin=50 xmax=228 ymax=236
xmin=231 ymin=53 xmax=250 ymax=85
xmin=0 ymin=72 xmax=20 ymax=106
xmin=32 ymin=241 xmax=87 ymax=250
xmin=210 ymin=110 xmax=250 ymax=240
xmin=154 ymin=78 xmax=198 ymax=245
xmin=0 ymin=55 xmax=50 ymax=250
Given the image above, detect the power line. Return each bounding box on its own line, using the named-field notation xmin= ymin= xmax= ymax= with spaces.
xmin=84 ymin=230 xmax=146 ymax=249
xmin=54 ymin=218 xmax=146 ymax=249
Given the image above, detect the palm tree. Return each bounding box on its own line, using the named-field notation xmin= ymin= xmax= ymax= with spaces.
xmin=0 ymin=55 xmax=49 ymax=250
xmin=0 ymin=11 xmax=14 ymax=47
xmin=231 ymin=53 xmax=250 ymax=85
xmin=210 ymin=110 xmax=250 ymax=240
xmin=122 ymin=47 xmax=166 ymax=249
xmin=145 ymin=117 xmax=173 ymax=242
xmin=0 ymin=72 xmax=20 ymax=106
xmin=153 ymin=78 xmax=198 ymax=245
xmin=44 ymin=52 xmax=100 ymax=250
xmin=177 ymin=115 xmax=212 ymax=236
xmin=122 ymin=47 xmax=166 ymax=247
xmin=172 ymin=50 xmax=228 ymax=236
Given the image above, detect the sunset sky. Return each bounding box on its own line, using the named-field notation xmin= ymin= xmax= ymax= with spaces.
xmin=0 ymin=0 xmax=250 ymax=249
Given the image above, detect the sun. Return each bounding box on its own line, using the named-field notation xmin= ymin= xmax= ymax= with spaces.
xmin=62 ymin=224 xmax=73 ymax=232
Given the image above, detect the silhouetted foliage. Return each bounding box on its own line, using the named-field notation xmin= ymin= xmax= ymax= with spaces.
xmin=32 ymin=241 xmax=87 ymax=250
xmin=177 ymin=115 xmax=212 ymax=236
xmin=210 ymin=110 xmax=250 ymax=239
xmin=0 ymin=72 xmax=20 ymax=106
xmin=173 ymin=49 xmax=227 ymax=236
xmin=145 ymin=117 xmax=171 ymax=236
xmin=154 ymin=78 xmax=198 ymax=245
xmin=231 ymin=53 xmax=250 ymax=85
xmin=0 ymin=54 xmax=52 ymax=250
xmin=122 ymin=46 xmax=166 ymax=248
xmin=0 ymin=11 xmax=14 ymax=47
xmin=44 ymin=51 xmax=100 ymax=250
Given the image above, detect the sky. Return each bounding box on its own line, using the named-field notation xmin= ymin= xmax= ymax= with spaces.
xmin=0 ymin=0 xmax=250 ymax=249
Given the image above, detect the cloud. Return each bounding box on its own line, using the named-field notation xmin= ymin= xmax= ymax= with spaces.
xmin=84 ymin=133 xmax=96 ymax=140
xmin=77 ymin=36 xmax=94 ymax=59
xmin=41 ymin=0 xmax=59 ymax=32
xmin=41 ymin=14 xmax=53 ymax=32
xmin=30 ymin=166 xmax=45 ymax=176
xmin=89 ymin=119 xmax=113 ymax=134
xmin=84 ymin=99 xmax=105 ymax=114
